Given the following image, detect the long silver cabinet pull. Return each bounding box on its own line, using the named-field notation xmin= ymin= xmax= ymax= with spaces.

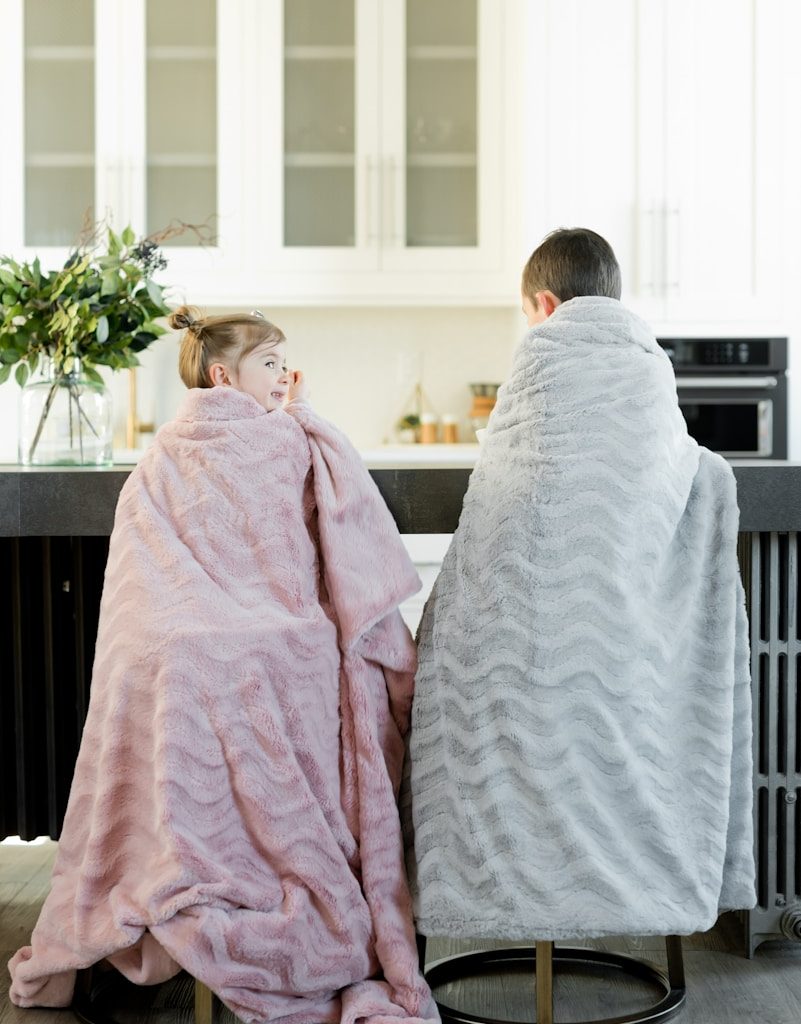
xmin=675 ymin=376 xmax=778 ymax=389
xmin=666 ymin=206 xmax=680 ymax=293
xmin=365 ymin=156 xmax=377 ymax=243
xmin=386 ymin=156 xmax=403 ymax=246
xmin=640 ymin=206 xmax=656 ymax=295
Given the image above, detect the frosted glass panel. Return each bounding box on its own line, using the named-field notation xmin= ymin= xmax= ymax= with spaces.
xmin=285 ymin=168 xmax=355 ymax=246
xmin=406 ymin=0 xmax=477 ymax=247
xmin=285 ymin=61 xmax=354 ymax=153
xmin=407 ymin=0 xmax=477 ymax=46
xmin=26 ymin=0 xmax=93 ymax=46
xmin=147 ymin=63 xmax=217 ymax=154
xmin=406 ymin=168 xmax=476 ymax=247
xmin=147 ymin=168 xmax=217 ymax=240
xmin=147 ymin=0 xmax=215 ymax=46
xmin=285 ymin=0 xmax=354 ymax=46
xmin=283 ymin=0 xmax=356 ymax=246
xmin=407 ymin=62 xmax=476 ymax=156
xmin=146 ymin=0 xmax=217 ymax=246
xmin=26 ymin=61 xmax=94 ymax=153
xmin=24 ymin=1 xmax=94 ymax=246
xmin=26 ymin=169 xmax=95 ymax=247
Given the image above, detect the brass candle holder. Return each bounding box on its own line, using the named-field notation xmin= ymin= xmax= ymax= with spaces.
xmin=125 ymin=367 xmax=154 ymax=448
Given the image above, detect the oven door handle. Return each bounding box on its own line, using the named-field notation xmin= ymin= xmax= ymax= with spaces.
xmin=675 ymin=376 xmax=778 ymax=389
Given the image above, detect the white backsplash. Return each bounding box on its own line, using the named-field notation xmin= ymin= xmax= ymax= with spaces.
xmin=0 ymin=306 xmax=523 ymax=460
xmin=2 ymin=308 xmax=799 ymax=462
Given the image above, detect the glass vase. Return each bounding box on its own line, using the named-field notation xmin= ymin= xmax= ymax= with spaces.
xmin=18 ymin=360 xmax=113 ymax=466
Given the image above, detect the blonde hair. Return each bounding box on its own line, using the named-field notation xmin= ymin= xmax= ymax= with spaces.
xmin=170 ymin=306 xmax=286 ymax=389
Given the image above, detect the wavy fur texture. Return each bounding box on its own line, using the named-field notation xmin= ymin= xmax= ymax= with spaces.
xmin=9 ymin=389 xmax=437 ymax=1024
xmin=402 ymin=297 xmax=755 ymax=940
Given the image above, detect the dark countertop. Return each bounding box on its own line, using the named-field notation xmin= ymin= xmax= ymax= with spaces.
xmin=1 ymin=462 xmax=800 ymax=535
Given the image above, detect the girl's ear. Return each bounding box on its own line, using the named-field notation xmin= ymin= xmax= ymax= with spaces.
xmin=208 ymin=362 xmax=231 ymax=386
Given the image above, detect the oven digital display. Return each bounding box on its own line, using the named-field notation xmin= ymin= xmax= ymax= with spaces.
xmin=659 ymin=340 xmax=770 ymax=367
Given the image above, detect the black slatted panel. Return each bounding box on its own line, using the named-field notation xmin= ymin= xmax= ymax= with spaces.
xmin=0 ymin=536 xmax=108 ymax=840
xmin=742 ymin=531 xmax=801 ymax=955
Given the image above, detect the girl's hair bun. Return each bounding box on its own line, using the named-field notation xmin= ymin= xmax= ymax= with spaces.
xmin=169 ymin=304 xmax=203 ymax=332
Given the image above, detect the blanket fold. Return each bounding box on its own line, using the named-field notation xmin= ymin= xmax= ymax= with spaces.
xmin=9 ymin=388 xmax=435 ymax=1024
xmin=403 ymin=296 xmax=755 ymax=941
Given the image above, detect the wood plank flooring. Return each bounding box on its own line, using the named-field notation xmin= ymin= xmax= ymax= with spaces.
xmin=2 ymin=841 xmax=800 ymax=1023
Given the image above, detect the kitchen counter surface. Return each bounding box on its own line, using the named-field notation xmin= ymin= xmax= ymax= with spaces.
xmin=1 ymin=461 xmax=800 ymax=535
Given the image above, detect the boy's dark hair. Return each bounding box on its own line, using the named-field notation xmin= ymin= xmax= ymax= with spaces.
xmin=522 ymin=228 xmax=622 ymax=306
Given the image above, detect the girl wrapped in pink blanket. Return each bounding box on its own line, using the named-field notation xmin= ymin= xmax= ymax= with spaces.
xmin=8 ymin=308 xmax=437 ymax=1024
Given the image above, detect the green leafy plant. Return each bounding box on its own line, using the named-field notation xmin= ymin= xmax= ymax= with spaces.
xmin=0 ymin=223 xmax=171 ymax=390
xmin=0 ymin=223 xmax=178 ymax=461
xmin=398 ymin=413 xmax=421 ymax=430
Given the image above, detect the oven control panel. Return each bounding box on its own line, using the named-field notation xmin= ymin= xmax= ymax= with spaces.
xmin=658 ymin=339 xmax=775 ymax=368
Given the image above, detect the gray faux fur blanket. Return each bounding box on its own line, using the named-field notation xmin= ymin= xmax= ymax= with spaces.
xmin=403 ymin=296 xmax=756 ymax=940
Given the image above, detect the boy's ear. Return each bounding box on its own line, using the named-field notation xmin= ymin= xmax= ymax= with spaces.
xmin=535 ymin=290 xmax=561 ymax=318
xmin=208 ymin=362 xmax=231 ymax=386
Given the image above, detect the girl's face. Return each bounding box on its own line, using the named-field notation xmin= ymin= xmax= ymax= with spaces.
xmin=227 ymin=340 xmax=290 ymax=412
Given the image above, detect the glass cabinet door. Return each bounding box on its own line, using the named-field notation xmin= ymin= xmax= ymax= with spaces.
xmin=145 ymin=0 xmax=217 ymax=246
xmin=380 ymin=0 xmax=504 ymax=278
xmin=404 ymin=0 xmax=477 ymax=248
xmin=23 ymin=0 xmax=95 ymax=247
xmin=283 ymin=0 xmax=357 ymax=247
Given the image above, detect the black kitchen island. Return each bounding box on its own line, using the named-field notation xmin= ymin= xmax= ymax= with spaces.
xmin=1 ymin=461 xmax=799 ymax=956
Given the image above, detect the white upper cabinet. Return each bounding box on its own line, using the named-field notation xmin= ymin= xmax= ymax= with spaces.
xmin=0 ymin=0 xmax=521 ymax=304
xmin=0 ymin=0 xmax=242 ymax=295
xmin=535 ymin=0 xmax=788 ymax=325
xmin=0 ymin=0 xmax=98 ymax=255
xmin=251 ymin=0 xmax=520 ymax=303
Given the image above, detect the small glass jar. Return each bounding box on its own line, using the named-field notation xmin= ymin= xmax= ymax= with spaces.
xmin=441 ymin=414 xmax=458 ymax=443
xmin=419 ymin=413 xmax=438 ymax=444
xmin=19 ymin=359 xmax=113 ymax=466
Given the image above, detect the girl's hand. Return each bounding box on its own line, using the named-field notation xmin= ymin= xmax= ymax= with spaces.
xmin=286 ymin=369 xmax=309 ymax=404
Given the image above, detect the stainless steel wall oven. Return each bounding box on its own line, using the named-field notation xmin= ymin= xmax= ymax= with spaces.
xmin=658 ymin=338 xmax=788 ymax=459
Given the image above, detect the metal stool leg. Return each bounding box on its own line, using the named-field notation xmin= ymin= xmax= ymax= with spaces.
xmin=417 ymin=932 xmax=428 ymax=972
xmin=194 ymin=979 xmax=214 ymax=1024
xmin=535 ymin=941 xmax=554 ymax=1024
xmin=665 ymin=935 xmax=685 ymax=990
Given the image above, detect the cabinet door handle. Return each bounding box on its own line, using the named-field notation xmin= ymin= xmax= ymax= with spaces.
xmin=676 ymin=376 xmax=778 ymax=389
xmin=126 ymin=159 xmax=134 ymax=230
xmin=666 ymin=206 xmax=680 ymax=293
xmin=640 ymin=206 xmax=656 ymax=295
xmin=386 ymin=156 xmax=402 ymax=246
xmin=365 ymin=156 xmax=377 ymax=244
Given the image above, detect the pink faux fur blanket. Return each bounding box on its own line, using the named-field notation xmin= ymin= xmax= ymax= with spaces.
xmin=8 ymin=388 xmax=436 ymax=1024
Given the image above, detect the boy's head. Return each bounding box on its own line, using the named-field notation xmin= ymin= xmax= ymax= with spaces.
xmin=521 ymin=228 xmax=622 ymax=326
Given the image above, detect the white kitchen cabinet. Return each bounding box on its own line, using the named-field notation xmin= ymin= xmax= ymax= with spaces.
xmin=534 ymin=0 xmax=789 ymax=325
xmin=245 ymin=0 xmax=522 ymax=304
xmin=0 ymin=0 xmax=522 ymax=305
xmin=0 ymin=0 xmax=242 ymax=294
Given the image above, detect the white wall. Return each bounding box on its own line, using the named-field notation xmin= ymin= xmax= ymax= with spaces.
xmin=0 ymin=306 xmax=524 ymax=460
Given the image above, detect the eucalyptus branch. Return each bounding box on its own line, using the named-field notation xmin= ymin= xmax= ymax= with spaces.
xmin=2 ymin=219 xmax=181 ymax=462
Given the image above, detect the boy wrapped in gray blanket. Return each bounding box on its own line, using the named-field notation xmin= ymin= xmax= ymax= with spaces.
xmin=403 ymin=228 xmax=756 ymax=941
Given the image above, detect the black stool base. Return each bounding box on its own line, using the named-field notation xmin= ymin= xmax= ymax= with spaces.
xmin=72 ymin=964 xmax=202 ymax=1024
xmin=425 ymin=941 xmax=686 ymax=1024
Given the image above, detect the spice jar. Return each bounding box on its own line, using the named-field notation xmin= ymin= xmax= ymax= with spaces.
xmin=420 ymin=413 xmax=438 ymax=444
xmin=441 ymin=414 xmax=458 ymax=444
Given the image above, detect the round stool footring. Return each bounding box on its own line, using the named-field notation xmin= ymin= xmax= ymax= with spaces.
xmin=425 ymin=943 xmax=687 ymax=1024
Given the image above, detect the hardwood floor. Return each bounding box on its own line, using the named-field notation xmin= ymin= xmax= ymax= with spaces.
xmin=2 ymin=841 xmax=800 ymax=1023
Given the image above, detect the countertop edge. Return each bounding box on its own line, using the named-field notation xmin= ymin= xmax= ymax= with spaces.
xmin=1 ymin=463 xmax=799 ymax=535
